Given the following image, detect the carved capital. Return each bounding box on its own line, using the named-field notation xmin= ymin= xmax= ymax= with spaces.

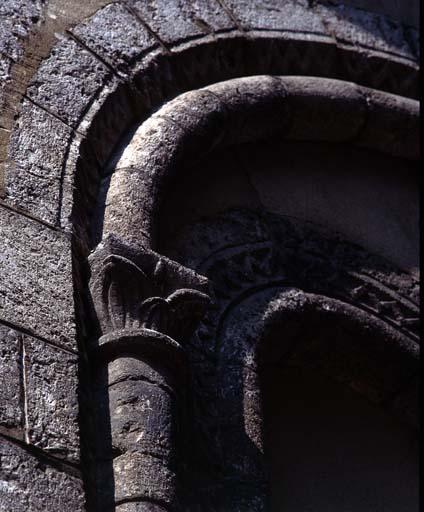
xmin=89 ymin=234 xmax=210 ymax=343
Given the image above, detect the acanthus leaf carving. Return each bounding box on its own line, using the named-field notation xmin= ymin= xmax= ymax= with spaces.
xmin=89 ymin=234 xmax=210 ymax=343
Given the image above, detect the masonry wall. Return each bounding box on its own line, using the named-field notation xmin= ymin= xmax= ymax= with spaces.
xmin=0 ymin=1 xmax=419 ymax=510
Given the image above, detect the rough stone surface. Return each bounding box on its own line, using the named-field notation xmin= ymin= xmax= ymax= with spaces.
xmin=5 ymin=99 xmax=72 ymax=224
xmin=109 ymin=379 xmax=175 ymax=456
xmin=356 ymin=88 xmax=419 ymax=159
xmin=26 ymin=35 xmax=111 ymax=128
xmin=281 ymin=76 xmax=366 ymax=141
xmin=0 ymin=55 xmax=13 ymax=109
xmin=0 ymin=323 xmax=80 ymax=462
xmin=0 ymin=1 xmax=420 ymax=510
xmin=116 ymin=503 xmax=166 ymax=512
xmin=0 ymin=325 xmax=23 ymax=434
xmin=128 ymin=0 xmax=234 ymax=44
xmin=226 ymin=0 xmax=326 ymax=33
xmin=25 ymin=337 xmax=80 ymax=462
xmin=328 ymin=0 xmax=419 ymax=27
xmin=166 ymin=209 xmax=419 ymax=510
xmin=316 ymin=3 xmax=419 ymax=59
xmin=0 ymin=206 xmax=75 ymax=349
xmin=0 ymin=438 xmax=85 ymax=511
xmin=226 ymin=0 xmax=418 ymax=59
xmin=0 ymin=0 xmax=44 ymax=62
xmin=113 ymin=451 xmax=176 ymax=504
xmin=71 ymin=2 xmax=158 ymax=73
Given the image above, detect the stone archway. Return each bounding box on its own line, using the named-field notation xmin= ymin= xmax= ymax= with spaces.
xmin=5 ymin=6 xmax=419 ymax=512
xmin=168 ymin=208 xmax=418 ymax=510
xmin=0 ymin=3 xmax=420 ymax=512
xmin=88 ymin=205 xmax=419 ymax=510
xmin=85 ymin=72 xmax=418 ymax=510
xmin=205 ymin=287 xmax=418 ymax=510
xmin=95 ymin=75 xmax=418 ymax=250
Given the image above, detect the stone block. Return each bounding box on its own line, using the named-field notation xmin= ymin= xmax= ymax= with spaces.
xmin=0 ymin=325 xmax=23 ymax=434
xmin=0 ymin=0 xmax=43 ymax=61
xmin=25 ymin=337 xmax=80 ymax=462
xmin=316 ymin=3 xmax=418 ymax=60
xmin=5 ymin=99 xmax=72 ymax=224
xmin=0 ymin=438 xmax=85 ymax=511
xmin=71 ymin=2 xmax=157 ymax=74
xmin=0 ymin=206 xmax=75 ymax=349
xmin=226 ymin=0 xmax=325 ymax=33
xmin=128 ymin=0 xmax=234 ymax=45
xmin=26 ymin=35 xmax=110 ymax=128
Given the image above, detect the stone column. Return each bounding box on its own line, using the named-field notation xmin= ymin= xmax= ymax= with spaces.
xmin=89 ymin=235 xmax=209 ymax=511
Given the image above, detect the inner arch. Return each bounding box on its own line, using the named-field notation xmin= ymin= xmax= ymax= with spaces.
xmin=263 ymin=364 xmax=418 ymax=512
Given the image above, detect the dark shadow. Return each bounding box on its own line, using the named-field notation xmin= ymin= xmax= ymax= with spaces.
xmin=259 ymin=302 xmax=419 ymax=512
xmin=73 ymin=250 xmax=115 ymax=511
xmin=262 ymin=365 xmax=419 ymax=512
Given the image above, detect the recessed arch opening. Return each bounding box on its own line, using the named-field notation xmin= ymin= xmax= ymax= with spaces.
xmin=257 ymin=292 xmax=419 ymax=511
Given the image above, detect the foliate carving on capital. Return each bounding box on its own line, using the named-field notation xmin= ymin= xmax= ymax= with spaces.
xmin=89 ymin=235 xmax=210 ymax=342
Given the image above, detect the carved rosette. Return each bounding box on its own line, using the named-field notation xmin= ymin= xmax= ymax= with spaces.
xmin=88 ymin=234 xmax=210 ymax=511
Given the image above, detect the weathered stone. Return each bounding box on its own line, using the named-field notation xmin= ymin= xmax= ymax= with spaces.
xmin=26 ymin=35 xmax=111 ymax=127
xmin=281 ymin=76 xmax=366 ymax=141
xmin=0 ymin=55 xmax=13 ymax=107
xmin=0 ymin=206 xmax=75 ymax=349
xmin=0 ymin=2 xmax=420 ymax=510
xmin=116 ymin=502 xmax=166 ymax=512
xmin=113 ymin=451 xmax=176 ymax=505
xmin=128 ymin=0 xmax=234 ymax=45
xmin=0 ymin=437 xmax=85 ymax=511
xmin=356 ymin=87 xmax=419 ymax=159
xmin=108 ymin=356 xmax=175 ymax=392
xmin=226 ymin=0 xmax=325 ymax=33
xmin=5 ymin=99 xmax=72 ymax=224
xmin=226 ymin=0 xmax=418 ymax=61
xmin=71 ymin=2 xmax=157 ymax=73
xmin=24 ymin=337 xmax=80 ymax=462
xmin=334 ymin=0 xmax=419 ymax=27
xmin=109 ymin=379 xmax=175 ymax=456
xmin=88 ymin=233 xmax=209 ymax=337
xmin=0 ymin=0 xmax=44 ymax=61
xmin=209 ymin=75 xmax=290 ymax=144
xmin=316 ymin=3 xmax=418 ymax=60
xmin=0 ymin=0 xmax=44 ymax=144
xmin=0 ymin=325 xmax=23 ymax=434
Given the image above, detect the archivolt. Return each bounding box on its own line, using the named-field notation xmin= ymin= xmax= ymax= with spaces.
xmin=100 ymin=75 xmax=419 ymax=249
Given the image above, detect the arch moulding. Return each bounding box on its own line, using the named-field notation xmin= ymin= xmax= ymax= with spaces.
xmin=87 ymin=74 xmax=419 ymax=511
